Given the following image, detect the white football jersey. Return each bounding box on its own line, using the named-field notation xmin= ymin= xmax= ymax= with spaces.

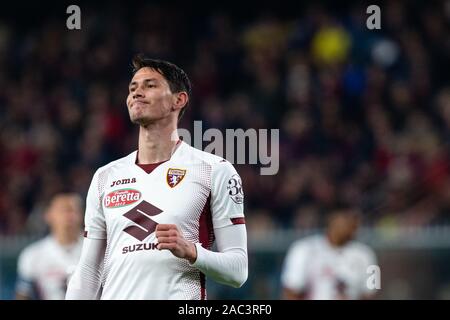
xmin=16 ymin=235 xmax=83 ymax=299
xmin=281 ymin=235 xmax=377 ymax=300
xmin=84 ymin=141 xmax=245 ymax=300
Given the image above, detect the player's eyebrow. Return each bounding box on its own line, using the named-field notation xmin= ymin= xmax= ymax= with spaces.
xmin=129 ymin=78 xmax=158 ymax=88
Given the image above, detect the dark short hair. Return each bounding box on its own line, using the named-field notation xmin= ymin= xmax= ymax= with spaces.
xmin=131 ymin=54 xmax=192 ymax=120
xmin=328 ymin=201 xmax=361 ymax=219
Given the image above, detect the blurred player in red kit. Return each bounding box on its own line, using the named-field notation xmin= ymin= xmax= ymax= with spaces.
xmin=66 ymin=54 xmax=248 ymax=299
xmin=281 ymin=204 xmax=378 ymax=300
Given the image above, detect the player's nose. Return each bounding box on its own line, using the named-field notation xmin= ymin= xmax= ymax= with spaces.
xmin=132 ymin=90 xmax=144 ymax=99
xmin=132 ymin=86 xmax=145 ymax=99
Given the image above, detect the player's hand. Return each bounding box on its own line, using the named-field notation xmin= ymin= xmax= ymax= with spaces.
xmin=155 ymin=224 xmax=197 ymax=263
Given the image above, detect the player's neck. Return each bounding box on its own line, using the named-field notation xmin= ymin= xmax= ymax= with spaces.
xmin=326 ymin=231 xmax=347 ymax=248
xmin=53 ymin=232 xmax=79 ymax=247
xmin=137 ymin=121 xmax=180 ymax=164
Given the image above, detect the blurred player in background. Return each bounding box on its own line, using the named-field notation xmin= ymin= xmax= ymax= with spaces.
xmin=66 ymin=54 xmax=248 ymax=300
xmin=15 ymin=193 xmax=83 ymax=300
xmin=281 ymin=204 xmax=377 ymax=300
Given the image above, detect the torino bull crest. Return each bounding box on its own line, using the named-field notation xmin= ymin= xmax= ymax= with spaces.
xmin=167 ymin=168 xmax=186 ymax=188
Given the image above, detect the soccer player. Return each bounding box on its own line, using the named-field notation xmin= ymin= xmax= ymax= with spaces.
xmin=65 ymin=55 xmax=248 ymax=300
xmin=15 ymin=193 xmax=84 ymax=300
xmin=281 ymin=204 xmax=378 ymax=300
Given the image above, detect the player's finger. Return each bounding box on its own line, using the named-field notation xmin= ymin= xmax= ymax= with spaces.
xmin=156 ymin=224 xmax=177 ymax=231
xmin=157 ymin=243 xmax=176 ymax=251
xmin=155 ymin=229 xmax=179 ymax=237
xmin=156 ymin=236 xmax=178 ymax=243
xmin=155 ymin=230 xmax=173 ymax=238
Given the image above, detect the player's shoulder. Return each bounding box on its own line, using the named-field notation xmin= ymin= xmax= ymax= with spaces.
xmin=180 ymin=142 xmax=236 ymax=171
xmin=95 ymin=151 xmax=137 ymax=176
xmin=347 ymin=240 xmax=377 ymax=258
xmin=19 ymin=236 xmax=52 ymax=259
xmin=180 ymin=142 xmax=225 ymax=163
xmin=289 ymin=234 xmax=323 ymax=252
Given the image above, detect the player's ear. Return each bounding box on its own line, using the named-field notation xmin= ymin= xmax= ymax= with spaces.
xmin=43 ymin=208 xmax=52 ymax=225
xmin=172 ymin=91 xmax=188 ymax=112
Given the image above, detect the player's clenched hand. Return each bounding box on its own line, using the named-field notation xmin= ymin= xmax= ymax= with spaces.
xmin=155 ymin=224 xmax=197 ymax=263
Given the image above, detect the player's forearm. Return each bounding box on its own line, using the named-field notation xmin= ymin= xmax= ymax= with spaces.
xmin=65 ymin=261 xmax=102 ymax=299
xmin=15 ymin=277 xmax=34 ymax=300
xmin=282 ymin=287 xmax=307 ymax=300
xmin=15 ymin=293 xmax=31 ymax=300
xmin=192 ymin=244 xmax=248 ymax=288
xmin=65 ymin=238 xmax=106 ymax=300
xmin=190 ymin=224 xmax=248 ymax=288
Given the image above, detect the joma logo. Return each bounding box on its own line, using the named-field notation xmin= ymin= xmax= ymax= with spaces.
xmin=110 ymin=178 xmax=137 ymax=187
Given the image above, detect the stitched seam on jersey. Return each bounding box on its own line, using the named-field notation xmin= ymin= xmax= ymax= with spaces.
xmin=200 ymin=273 xmax=206 ymax=300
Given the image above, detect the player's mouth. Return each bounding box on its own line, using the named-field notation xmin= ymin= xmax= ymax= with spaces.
xmin=131 ymin=100 xmax=149 ymax=108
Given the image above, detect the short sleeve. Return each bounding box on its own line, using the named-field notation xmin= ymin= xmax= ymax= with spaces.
xmin=84 ymin=169 xmax=107 ymax=239
xmin=210 ymin=160 xmax=245 ymax=229
xmin=16 ymin=247 xmax=35 ymax=297
xmin=281 ymin=241 xmax=309 ymax=293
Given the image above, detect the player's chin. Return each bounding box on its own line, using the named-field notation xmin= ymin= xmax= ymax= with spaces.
xmin=131 ymin=116 xmax=147 ymax=126
xmin=130 ymin=115 xmax=157 ymax=127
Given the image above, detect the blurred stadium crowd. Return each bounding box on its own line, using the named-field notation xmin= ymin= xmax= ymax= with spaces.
xmin=0 ymin=0 xmax=449 ymax=237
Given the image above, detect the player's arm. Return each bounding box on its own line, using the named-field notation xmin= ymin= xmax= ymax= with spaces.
xmin=15 ymin=283 xmax=34 ymax=299
xmin=193 ymin=223 xmax=247 ymax=288
xmin=156 ymin=160 xmax=248 ymax=288
xmin=65 ymin=237 xmax=106 ymax=299
xmin=361 ymin=292 xmax=377 ymax=300
xmin=15 ymin=249 xmax=36 ymax=300
xmin=156 ymin=223 xmax=247 ymax=288
xmin=280 ymin=241 xmax=309 ymax=300
xmin=15 ymin=292 xmax=31 ymax=300
xmin=65 ymin=169 xmax=107 ymax=300
xmin=282 ymin=287 xmax=308 ymax=300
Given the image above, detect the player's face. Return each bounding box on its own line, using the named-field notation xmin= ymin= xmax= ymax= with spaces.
xmin=329 ymin=211 xmax=360 ymax=244
xmin=127 ymin=67 xmax=175 ymax=126
xmin=47 ymin=195 xmax=83 ymax=233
